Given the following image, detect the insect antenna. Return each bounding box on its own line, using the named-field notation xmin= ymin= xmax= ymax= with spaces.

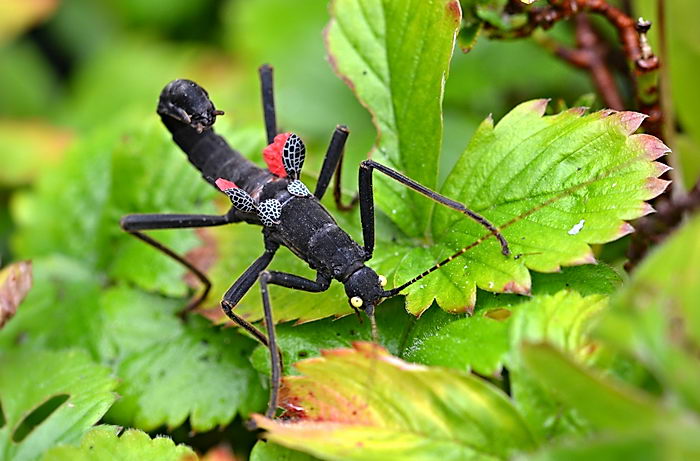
xmin=382 ymin=235 xmax=489 ymax=297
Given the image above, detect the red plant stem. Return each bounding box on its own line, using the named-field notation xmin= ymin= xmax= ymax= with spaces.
xmin=572 ymin=14 xmax=624 ymax=109
xmin=492 ymin=0 xmax=661 ymax=135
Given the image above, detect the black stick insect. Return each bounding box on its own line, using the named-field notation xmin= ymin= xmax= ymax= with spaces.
xmin=121 ymin=65 xmax=511 ymax=418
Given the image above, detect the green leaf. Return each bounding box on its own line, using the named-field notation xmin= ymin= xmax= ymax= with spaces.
xmin=0 ymin=257 xmax=265 ymax=433
xmin=326 ymin=0 xmax=462 ymax=236
xmin=521 ymin=343 xmax=670 ymax=431
xmin=249 ymin=297 xmax=414 ymax=375
xmin=597 ymin=213 xmax=700 ymax=414
xmin=390 ymin=104 xmax=668 ymax=315
xmin=0 ymin=349 xmax=118 ymax=461
xmin=399 ymin=265 xmax=619 ymax=376
xmin=107 ymin=119 xmax=216 ymax=297
xmin=11 ymin=117 xmax=215 ymax=298
xmin=508 ymin=291 xmax=607 ymax=439
xmin=43 ymin=425 xmax=197 ymax=461
xmin=100 ymin=289 xmax=266 ymax=432
xmin=253 ymin=343 xmax=537 ymax=461
xmin=251 ymin=441 xmax=318 ymax=461
xmin=0 ymin=256 xmax=103 ymax=355
xmin=530 ymin=263 xmax=622 ymax=297
xmin=402 ymin=304 xmax=512 ymax=376
xmin=509 ymin=291 xmax=607 ymax=361
xmin=522 ymin=431 xmax=667 ymax=461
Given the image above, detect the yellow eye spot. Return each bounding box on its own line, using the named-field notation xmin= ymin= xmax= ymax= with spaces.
xmin=350 ymin=296 xmax=363 ymax=308
xmin=378 ymin=275 xmax=387 ymax=287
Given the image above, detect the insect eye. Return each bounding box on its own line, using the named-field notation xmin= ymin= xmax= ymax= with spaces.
xmin=378 ymin=275 xmax=387 ymax=287
xmin=350 ymin=296 xmax=363 ymax=308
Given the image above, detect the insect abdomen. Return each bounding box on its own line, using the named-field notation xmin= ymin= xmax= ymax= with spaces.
xmin=160 ymin=116 xmax=267 ymax=191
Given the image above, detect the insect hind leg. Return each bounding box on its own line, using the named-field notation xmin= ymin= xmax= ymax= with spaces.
xmin=120 ymin=213 xmax=233 ymax=315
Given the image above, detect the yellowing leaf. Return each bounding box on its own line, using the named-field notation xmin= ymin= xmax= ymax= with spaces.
xmin=0 ymin=0 xmax=58 ymax=44
xmin=253 ymin=343 xmax=536 ymax=460
xmin=0 ymin=261 xmax=32 ymax=329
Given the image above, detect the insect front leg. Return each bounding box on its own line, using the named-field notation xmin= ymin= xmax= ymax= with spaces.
xmin=120 ymin=212 xmax=236 ymax=314
xmin=220 ymin=244 xmax=278 ymax=349
xmin=256 ymin=270 xmax=331 ymax=418
xmin=358 ymin=160 xmax=511 ymax=258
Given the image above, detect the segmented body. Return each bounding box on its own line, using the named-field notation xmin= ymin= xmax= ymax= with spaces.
xmin=158 ymin=81 xmax=368 ymax=285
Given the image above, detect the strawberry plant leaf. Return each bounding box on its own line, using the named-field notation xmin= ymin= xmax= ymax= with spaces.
xmin=106 ymin=316 xmax=266 ymax=432
xmin=98 ymin=287 xmax=266 ymax=432
xmin=509 ymin=291 xmax=607 ymax=362
xmin=325 ymin=0 xmax=657 ymax=320
xmin=521 ymin=343 xmax=671 ymax=431
xmin=11 ymin=118 xmax=214 ymax=298
xmin=521 ymin=347 xmax=700 ymax=460
xmin=597 ymin=213 xmax=700 ymax=414
xmin=0 ymin=256 xmax=103 ymax=355
xmin=405 ymin=307 xmax=511 ymax=376
xmin=253 ymin=343 xmax=537 ymax=461
xmin=404 ymin=288 xmax=606 ymax=379
xmin=508 ymin=291 xmax=607 ymax=439
xmin=529 ymin=263 xmax=621 ymax=297
xmin=326 ymin=0 xmax=461 ymax=236
xmin=384 ymin=105 xmax=669 ymax=315
xmin=43 ymin=425 xmax=197 ymax=461
xmin=0 ymin=257 xmax=266 ymax=433
xmin=0 ymin=349 xmax=118 ymax=461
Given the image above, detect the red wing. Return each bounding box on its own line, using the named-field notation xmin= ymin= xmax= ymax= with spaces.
xmin=215 ymin=178 xmax=238 ymax=190
xmin=263 ymin=133 xmax=291 ymax=177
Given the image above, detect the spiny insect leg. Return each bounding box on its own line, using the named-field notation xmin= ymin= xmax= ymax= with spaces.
xmin=120 ymin=213 xmax=232 ymax=314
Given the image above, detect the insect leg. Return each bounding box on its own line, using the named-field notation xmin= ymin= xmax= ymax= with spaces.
xmin=259 ymin=64 xmax=277 ymax=145
xmin=220 ymin=244 xmax=278 ymax=348
xmin=358 ymin=160 xmax=511 ymax=257
xmin=219 ymin=243 xmax=288 ymax=418
xmin=120 ymin=213 xmax=235 ymax=314
xmin=313 ymin=125 xmax=358 ymax=213
xmin=257 ymin=270 xmax=331 ymax=418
